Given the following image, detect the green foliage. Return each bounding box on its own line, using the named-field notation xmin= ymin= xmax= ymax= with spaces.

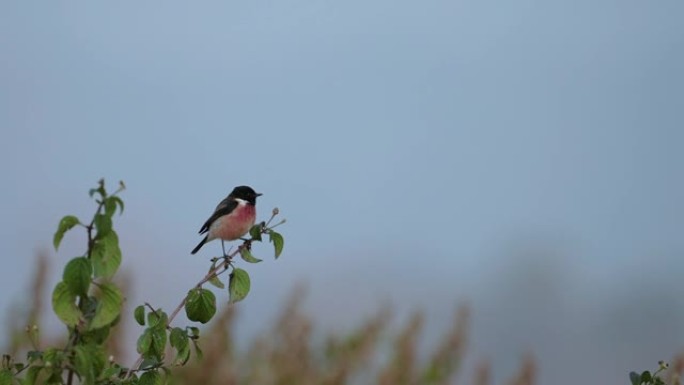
xmin=249 ymin=224 xmax=263 ymax=241
xmin=134 ymin=305 xmax=146 ymax=326
xmin=229 ymin=268 xmax=250 ymax=303
xmin=104 ymin=196 xmax=124 ymax=217
xmin=0 ymin=369 xmax=13 ymax=385
xmin=74 ymin=344 xmax=105 ymax=385
xmin=137 ymin=309 xmax=169 ymax=364
xmin=268 ymin=230 xmax=284 ymax=259
xmin=239 ymin=248 xmax=262 ymax=263
xmin=169 ymin=328 xmax=190 ymax=366
xmin=90 ymin=283 xmax=123 ymax=329
xmin=91 ymin=231 xmax=122 ymax=279
xmin=6 ymin=178 xmax=287 ymax=385
xmin=93 ymin=214 xmax=112 ymax=240
xmin=63 ymin=257 xmax=92 ymax=297
xmin=53 ymin=216 xmax=80 ymax=251
xmin=207 ymin=274 xmax=225 ymax=289
xmin=139 ymin=370 xmax=161 ymax=385
xmin=206 ymin=263 xmax=225 ymax=289
xmin=630 ymin=361 xmax=670 ymax=385
xmin=51 ymin=281 xmax=81 ymax=326
xmin=184 ymin=289 xmax=216 ymax=324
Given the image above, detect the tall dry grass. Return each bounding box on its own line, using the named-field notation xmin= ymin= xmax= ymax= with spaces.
xmin=6 ymin=254 xmax=684 ymax=384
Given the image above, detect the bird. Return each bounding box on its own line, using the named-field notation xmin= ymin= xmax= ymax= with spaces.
xmin=191 ymin=185 xmax=262 ymax=256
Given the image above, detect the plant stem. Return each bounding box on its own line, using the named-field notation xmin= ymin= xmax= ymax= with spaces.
xmin=124 ymin=242 xmax=244 ymax=379
xmin=124 ymin=211 xmax=280 ymax=379
xmin=66 ymin=191 xmax=112 ymax=385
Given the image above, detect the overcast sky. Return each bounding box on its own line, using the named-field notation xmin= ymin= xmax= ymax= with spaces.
xmin=1 ymin=1 xmax=683 ymax=384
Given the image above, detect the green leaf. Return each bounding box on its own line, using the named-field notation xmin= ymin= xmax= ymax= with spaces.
xmin=90 ymin=283 xmax=122 ymax=329
xmin=147 ymin=310 xmax=168 ymax=330
xmin=136 ymin=330 xmax=152 ymax=356
xmin=104 ymin=199 xmax=116 ymax=218
xmin=42 ymin=348 xmax=64 ymax=370
xmin=53 ymin=215 xmax=80 ymax=251
xmin=641 ymin=371 xmax=652 ymax=383
xmin=239 ymin=248 xmax=262 ymax=263
xmin=90 ymin=179 xmax=106 ymax=199
xmin=139 ymin=358 xmax=160 ymax=371
xmin=268 ymin=231 xmax=284 ymax=259
xmin=26 ymin=351 xmax=42 ymax=363
xmin=0 ymin=369 xmax=12 ymax=385
xmin=187 ymin=327 xmax=200 ymax=339
xmin=139 ymin=370 xmax=161 ymax=385
xmin=137 ymin=327 xmax=167 ymax=362
xmin=63 ymin=257 xmax=92 ymax=297
xmin=80 ymin=325 xmax=111 ymax=345
xmin=629 ymin=371 xmax=641 ymax=385
xmin=91 ymin=231 xmax=122 ymax=279
xmin=174 ymin=344 xmax=191 ymax=366
xmin=74 ymin=345 xmax=95 ymax=385
xmin=100 ymin=365 xmax=123 ymax=380
xmin=229 ymin=268 xmax=250 ymax=303
xmin=94 ymin=214 xmax=112 ymax=240
xmin=170 ymin=328 xmax=190 ymax=365
xmin=23 ymin=366 xmax=42 ymax=385
xmin=149 ymin=328 xmax=167 ymax=360
xmin=192 ymin=340 xmax=203 ymax=360
xmin=169 ymin=328 xmax=188 ymax=350
xmin=81 ymin=295 xmax=99 ymax=322
xmin=104 ymin=196 xmax=125 ymax=217
xmin=249 ymin=224 xmax=263 ymax=241
xmin=51 ymin=281 xmax=81 ymax=326
xmin=112 ymin=196 xmax=125 ymax=214
xmin=207 ymin=274 xmax=224 ymax=289
xmin=134 ymin=305 xmax=146 ymax=326
xmin=184 ymin=289 xmax=216 ymax=324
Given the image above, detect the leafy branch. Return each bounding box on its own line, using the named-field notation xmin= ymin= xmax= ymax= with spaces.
xmin=125 ymin=209 xmax=286 ymax=379
xmin=0 ymin=179 xmax=286 ymax=385
xmin=630 ymin=361 xmax=672 ymax=385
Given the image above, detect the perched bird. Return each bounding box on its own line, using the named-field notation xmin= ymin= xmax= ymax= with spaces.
xmin=191 ymin=185 xmax=262 ymax=255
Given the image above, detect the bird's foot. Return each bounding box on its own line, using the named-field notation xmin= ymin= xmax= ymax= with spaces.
xmin=241 ymin=238 xmax=253 ymax=250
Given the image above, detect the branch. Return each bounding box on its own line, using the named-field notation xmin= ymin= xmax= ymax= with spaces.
xmin=124 ymin=209 xmax=281 ymax=379
xmin=124 ymin=240 xmax=249 ymax=378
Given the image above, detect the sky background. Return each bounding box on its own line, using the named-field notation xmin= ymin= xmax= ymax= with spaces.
xmin=1 ymin=1 xmax=683 ymax=384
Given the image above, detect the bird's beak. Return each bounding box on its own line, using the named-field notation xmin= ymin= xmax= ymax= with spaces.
xmin=256 ymin=192 xmax=263 ymax=197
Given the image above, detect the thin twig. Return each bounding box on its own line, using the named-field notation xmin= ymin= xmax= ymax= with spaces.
xmin=124 ymin=240 xmax=250 ymax=379
xmin=124 ymin=209 xmax=282 ymax=378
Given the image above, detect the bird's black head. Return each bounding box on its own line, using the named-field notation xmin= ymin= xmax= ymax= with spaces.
xmin=230 ymin=185 xmax=262 ymax=205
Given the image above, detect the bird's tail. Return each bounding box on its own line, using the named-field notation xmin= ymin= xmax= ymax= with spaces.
xmin=191 ymin=236 xmax=208 ymax=255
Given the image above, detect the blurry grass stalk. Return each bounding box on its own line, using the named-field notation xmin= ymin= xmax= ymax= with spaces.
xmin=10 ymin=253 xmax=684 ymax=384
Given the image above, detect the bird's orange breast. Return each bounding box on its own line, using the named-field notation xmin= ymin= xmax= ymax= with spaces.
xmin=209 ymin=203 xmax=256 ymax=241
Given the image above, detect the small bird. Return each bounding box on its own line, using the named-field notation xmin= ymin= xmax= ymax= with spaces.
xmin=191 ymin=185 xmax=262 ymax=255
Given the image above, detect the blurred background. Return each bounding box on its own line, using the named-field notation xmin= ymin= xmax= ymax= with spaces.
xmin=1 ymin=0 xmax=682 ymax=384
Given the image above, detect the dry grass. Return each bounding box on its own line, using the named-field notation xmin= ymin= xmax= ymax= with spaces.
xmin=6 ymin=254 xmax=684 ymax=384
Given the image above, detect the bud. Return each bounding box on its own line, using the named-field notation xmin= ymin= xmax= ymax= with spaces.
xmin=272 ymin=207 xmax=279 ymax=216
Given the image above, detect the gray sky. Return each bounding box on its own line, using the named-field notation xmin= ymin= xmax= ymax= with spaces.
xmin=1 ymin=1 xmax=683 ymax=383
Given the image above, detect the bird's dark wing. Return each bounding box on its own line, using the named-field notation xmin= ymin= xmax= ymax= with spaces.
xmin=198 ymin=197 xmax=238 ymax=234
